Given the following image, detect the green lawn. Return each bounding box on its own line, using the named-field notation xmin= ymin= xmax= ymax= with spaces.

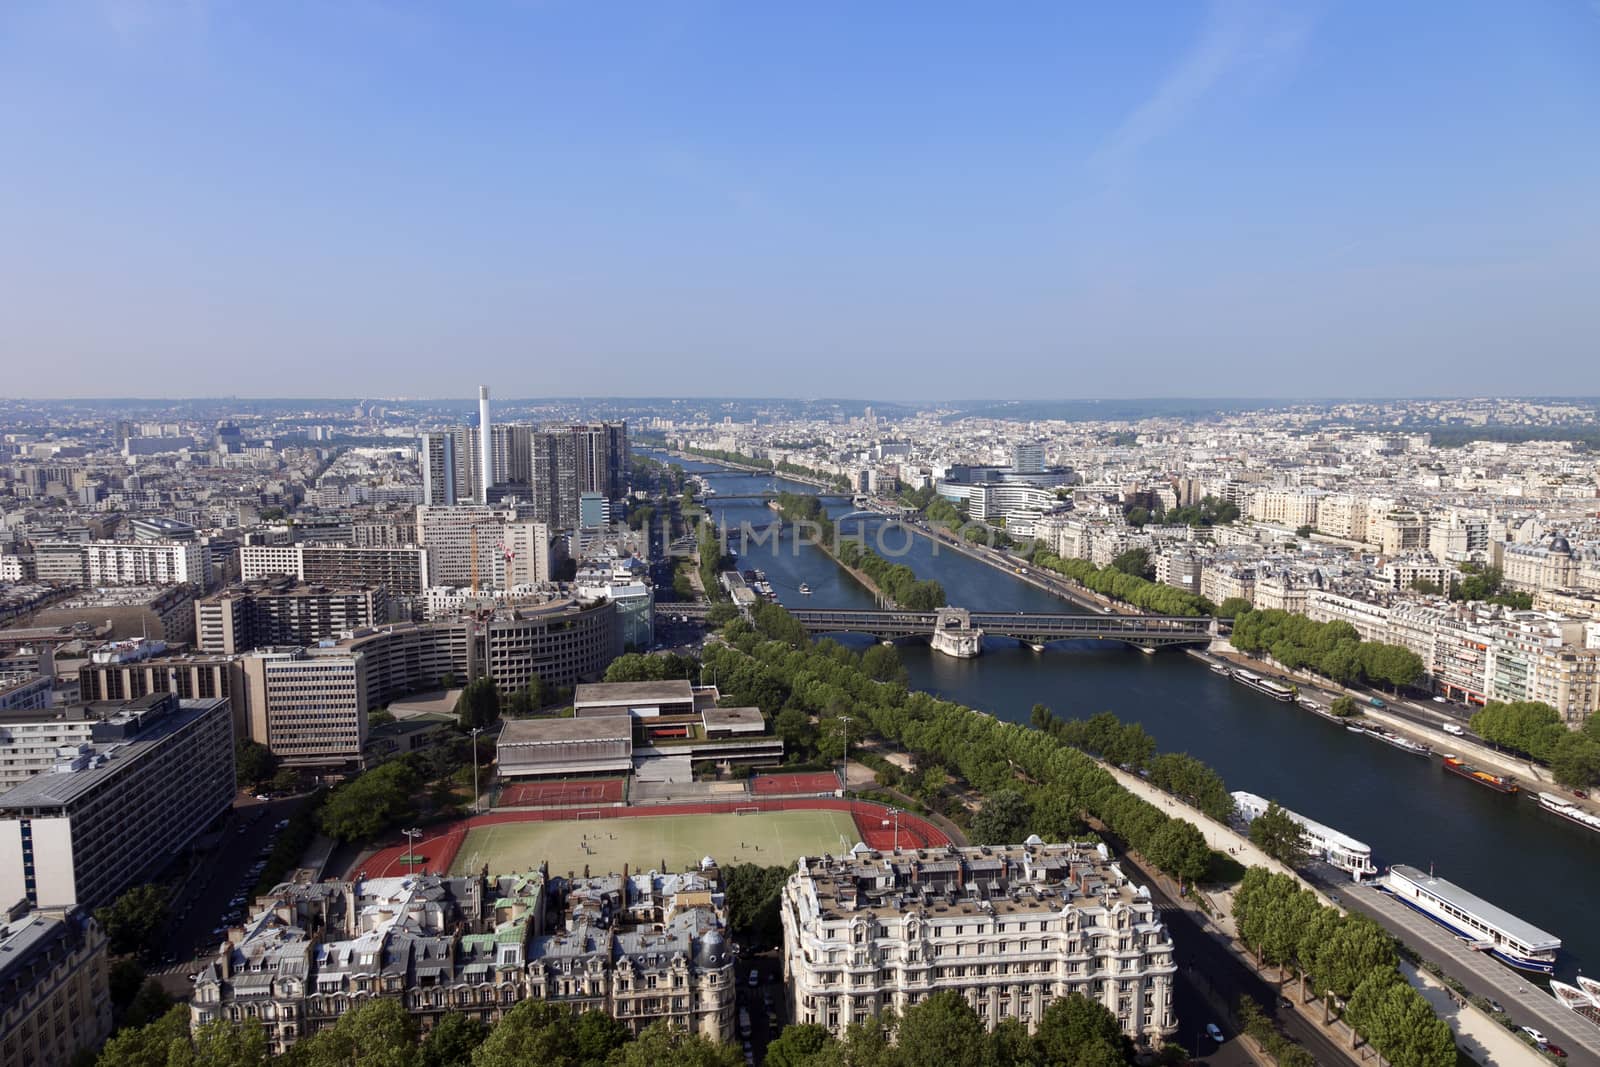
xmin=451 ymin=809 xmax=861 ymax=878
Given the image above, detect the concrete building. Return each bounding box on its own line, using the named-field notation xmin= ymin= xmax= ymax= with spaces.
xmin=497 ymin=716 xmax=633 ymax=778
xmin=416 ymin=505 xmax=508 ymax=588
xmin=418 ymin=431 xmax=458 ymax=507
xmin=1503 ymin=536 xmax=1580 ymax=593
xmin=502 ymin=521 xmax=555 ymax=587
xmin=780 ymin=841 xmax=1177 ymax=1046
xmin=0 ymin=705 xmax=102 ymax=792
xmin=239 ymin=544 xmax=430 ymax=597
xmin=0 ymin=676 xmax=52 ymax=716
xmin=192 ymin=864 xmax=734 ymax=1054
xmin=27 ymin=584 xmax=197 ymax=646
xmin=240 ymin=648 xmax=368 ymax=767
xmin=72 ymin=540 xmax=206 ymax=587
xmin=0 ymin=905 xmax=113 ymax=1067
xmin=0 ymin=694 xmax=234 ymax=909
xmin=196 ymin=578 xmax=388 ymax=654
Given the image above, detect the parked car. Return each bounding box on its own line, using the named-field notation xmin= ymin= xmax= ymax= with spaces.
xmin=1486 ymin=999 xmax=1504 ymax=1013
xmin=1205 ymin=1023 xmax=1224 ymax=1044
xmin=1521 ymin=1026 xmax=1548 ymax=1045
xmin=1573 ymin=789 xmax=1589 ymax=799
xmin=1544 ymin=1043 xmax=1567 ymax=1058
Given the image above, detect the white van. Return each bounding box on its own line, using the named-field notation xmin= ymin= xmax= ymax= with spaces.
xmin=1441 ymin=722 xmax=1464 ymax=736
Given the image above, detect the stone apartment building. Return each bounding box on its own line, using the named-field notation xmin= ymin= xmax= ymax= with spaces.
xmin=192 ymin=864 xmax=735 ymax=1055
xmin=781 ymin=841 xmax=1177 ymax=1047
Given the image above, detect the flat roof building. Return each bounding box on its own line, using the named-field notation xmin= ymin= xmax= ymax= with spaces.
xmin=781 ymin=841 xmax=1177 ymax=1047
xmin=0 ymin=693 xmax=234 ymax=909
xmin=497 ymin=717 xmax=633 ymax=779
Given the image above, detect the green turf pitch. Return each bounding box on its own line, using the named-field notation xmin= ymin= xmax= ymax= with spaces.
xmin=449 ymin=809 xmax=861 ymax=877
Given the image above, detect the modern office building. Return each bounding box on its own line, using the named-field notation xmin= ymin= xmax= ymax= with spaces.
xmin=239 ymin=648 xmax=368 ymax=767
xmin=0 ymin=693 xmax=234 ymax=909
xmin=191 ymin=864 xmax=735 ymax=1055
xmin=781 ymin=841 xmax=1177 ymax=1046
xmin=0 ymin=904 xmax=113 ymax=1067
xmin=195 ymin=578 xmax=388 ymax=654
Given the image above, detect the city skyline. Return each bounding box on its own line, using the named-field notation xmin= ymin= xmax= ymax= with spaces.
xmin=3 ymin=1 xmax=1598 ymax=399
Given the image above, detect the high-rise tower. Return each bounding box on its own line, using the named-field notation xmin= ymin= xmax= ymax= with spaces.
xmin=477 ymin=386 xmax=494 ymax=504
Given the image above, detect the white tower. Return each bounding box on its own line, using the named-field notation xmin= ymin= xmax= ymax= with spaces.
xmin=477 ymin=385 xmax=494 ymax=504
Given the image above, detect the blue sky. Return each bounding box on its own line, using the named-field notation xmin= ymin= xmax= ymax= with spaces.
xmin=2 ymin=1 xmax=1598 ymax=400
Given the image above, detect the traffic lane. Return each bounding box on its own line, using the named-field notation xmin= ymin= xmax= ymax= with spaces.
xmin=1338 ymin=884 xmax=1600 ymax=1067
xmin=160 ymin=795 xmax=304 ymax=981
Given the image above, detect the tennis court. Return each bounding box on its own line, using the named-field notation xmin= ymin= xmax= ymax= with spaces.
xmin=498 ymin=778 xmax=625 ymax=807
xmin=448 ymin=808 xmax=861 ymax=877
xmin=750 ymin=770 xmax=841 ymax=796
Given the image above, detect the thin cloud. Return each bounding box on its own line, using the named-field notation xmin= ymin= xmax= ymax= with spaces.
xmin=1090 ymin=0 xmax=1315 ymax=181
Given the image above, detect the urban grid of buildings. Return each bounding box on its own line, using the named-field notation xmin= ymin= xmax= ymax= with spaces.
xmin=3 ymin=390 xmax=1600 ymax=1062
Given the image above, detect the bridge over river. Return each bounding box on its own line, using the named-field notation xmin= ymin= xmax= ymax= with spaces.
xmin=665 ymin=603 xmax=1221 ymax=656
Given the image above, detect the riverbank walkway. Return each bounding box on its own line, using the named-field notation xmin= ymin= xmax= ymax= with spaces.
xmin=1104 ymin=764 xmax=1552 ymax=1067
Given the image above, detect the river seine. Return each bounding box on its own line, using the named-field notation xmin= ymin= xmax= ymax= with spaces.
xmin=650 ymin=451 xmax=1600 ymax=979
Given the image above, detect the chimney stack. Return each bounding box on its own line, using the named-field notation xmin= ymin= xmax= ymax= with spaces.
xmin=478 ymin=386 xmax=493 ymax=504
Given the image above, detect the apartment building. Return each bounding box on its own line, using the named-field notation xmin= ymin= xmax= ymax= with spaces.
xmin=73 ymin=540 xmax=206 ymax=586
xmin=1502 ymin=536 xmax=1580 ymax=593
xmin=781 ymin=841 xmax=1177 ymax=1046
xmin=195 ymin=578 xmax=387 ymax=654
xmin=193 ymin=862 xmax=733 ymax=1055
xmin=239 ymin=544 xmax=430 ymax=597
xmin=416 ymin=505 xmax=509 ymax=588
xmin=0 ymin=905 xmax=113 ymax=1067
xmin=0 ymin=693 xmax=234 ymax=909
xmin=0 ymin=707 xmax=103 ymax=792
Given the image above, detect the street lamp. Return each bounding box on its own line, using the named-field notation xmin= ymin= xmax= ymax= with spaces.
xmin=889 ymin=807 xmax=902 ymax=851
xmin=839 ymin=716 xmax=851 ymax=797
xmin=402 ymin=827 xmax=423 ymax=879
xmin=470 ymin=726 xmax=483 ymax=814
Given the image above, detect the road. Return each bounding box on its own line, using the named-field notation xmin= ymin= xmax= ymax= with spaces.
xmin=147 ymin=792 xmax=310 ymax=995
xmin=1332 ymin=880 xmax=1600 ymax=1067
xmin=1114 ymin=850 xmax=1354 ymax=1067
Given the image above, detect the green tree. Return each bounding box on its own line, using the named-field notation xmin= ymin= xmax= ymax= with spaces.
xmin=1110 ymin=547 xmax=1154 ymax=580
xmin=319 ymin=761 xmax=423 ymax=842
xmin=94 ymin=1004 xmax=192 ymax=1067
xmin=1248 ymin=801 xmax=1309 ymax=867
xmin=186 ymin=1017 xmax=270 ymax=1067
xmin=970 ymin=789 xmax=1033 ymax=845
xmin=455 ymin=677 xmax=500 ymax=730
xmin=861 ymin=644 xmax=909 ymax=686
xmin=762 ymin=1023 xmax=839 ymax=1067
xmin=235 ymin=739 xmax=276 ymax=788
xmin=109 ymin=957 xmax=146 ymax=1012
xmin=292 ymin=998 xmax=419 ymax=1067
xmin=1550 ymin=733 xmax=1600 ymax=789
xmin=1032 ymin=993 xmax=1127 ymax=1067
xmin=704 ymin=602 xmax=740 ymax=628
xmin=1295 ymin=524 xmax=1314 ymax=539
xmin=721 ymin=864 xmax=791 ymax=949
xmin=122 ymin=979 xmax=173 ymax=1028
xmin=1328 ymin=696 xmax=1359 ymax=718
xmin=1217 ymin=597 xmax=1254 ymax=619
xmin=602 ymin=1021 xmax=741 ymax=1067
xmin=420 ymin=1014 xmax=491 ymax=1067
xmin=95 ymin=884 xmax=169 ymax=959
xmin=892 ymin=990 xmax=987 ymax=1067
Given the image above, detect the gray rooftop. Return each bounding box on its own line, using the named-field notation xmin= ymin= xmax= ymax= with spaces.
xmin=499 ymin=716 xmax=632 ymax=744
xmin=1389 ymin=865 xmax=1561 ymax=951
xmin=0 ymin=698 xmax=227 ymax=810
xmin=574 ymin=679 xmax=693 ymax=706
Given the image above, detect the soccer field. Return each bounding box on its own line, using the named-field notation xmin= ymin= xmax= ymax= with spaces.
xmin=449 ymin=809 xmax=862 ymax=877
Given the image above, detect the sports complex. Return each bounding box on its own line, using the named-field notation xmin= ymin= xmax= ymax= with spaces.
xmin=352 ymin=771 xmax=951 ymax=881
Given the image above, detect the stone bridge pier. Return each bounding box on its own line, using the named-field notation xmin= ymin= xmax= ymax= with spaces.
xmin=929 ymin=607 xmax=983 ymax=658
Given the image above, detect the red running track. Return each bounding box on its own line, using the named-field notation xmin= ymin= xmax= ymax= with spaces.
xmin=498 ymin=778 xmax=625 ymax=808
xmin=351 ymin=797 xmax=948 ymax=880
xmin=750 ymin=771 xmax=842 ymax=796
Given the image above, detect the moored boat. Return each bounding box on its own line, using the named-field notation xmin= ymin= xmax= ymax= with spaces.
xmin=1366 ymin=727 xmax=1433 ymax=757
xmin=1231 ymin=668 xmax=1295 ymax=702
xmin=1441 ymin=756 xmax=1518 ymax=794
xmin=1233 ymin=791 xmax=1377 ymax=880
xmin=1536 ymin=792 xmax=1600 ymax=834
xmin=1209 ymin=661 xmax=1230 ymax=675
xmin=1383 ymin=864 xmax=1559 ymax=973
xmin=1551 ymin=980 xmax=1600 ymax=1025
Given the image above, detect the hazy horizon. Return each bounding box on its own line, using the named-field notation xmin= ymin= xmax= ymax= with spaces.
xmin=3 ymin=2 xmax=1598 ymax=399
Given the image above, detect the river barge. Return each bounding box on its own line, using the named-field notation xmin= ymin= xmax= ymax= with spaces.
xmin=1384 ymin=864 xmax=1559 ymax=973
xmin=1441 ymin=756 xmax=1518 ymax=794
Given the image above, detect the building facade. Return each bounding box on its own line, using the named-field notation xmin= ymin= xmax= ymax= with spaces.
xmin=196 ymin=579 xmax=388 ymax=655
xmin=0 ymin=694 xmax=234 ymax=909
xmin=781 ymin=842 xmax=1177 ymax=1046
xmin=0 ymin=905 xmax=113 ymax=1067
xmin=192 ymin=864 xmax=734 ymax=1055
